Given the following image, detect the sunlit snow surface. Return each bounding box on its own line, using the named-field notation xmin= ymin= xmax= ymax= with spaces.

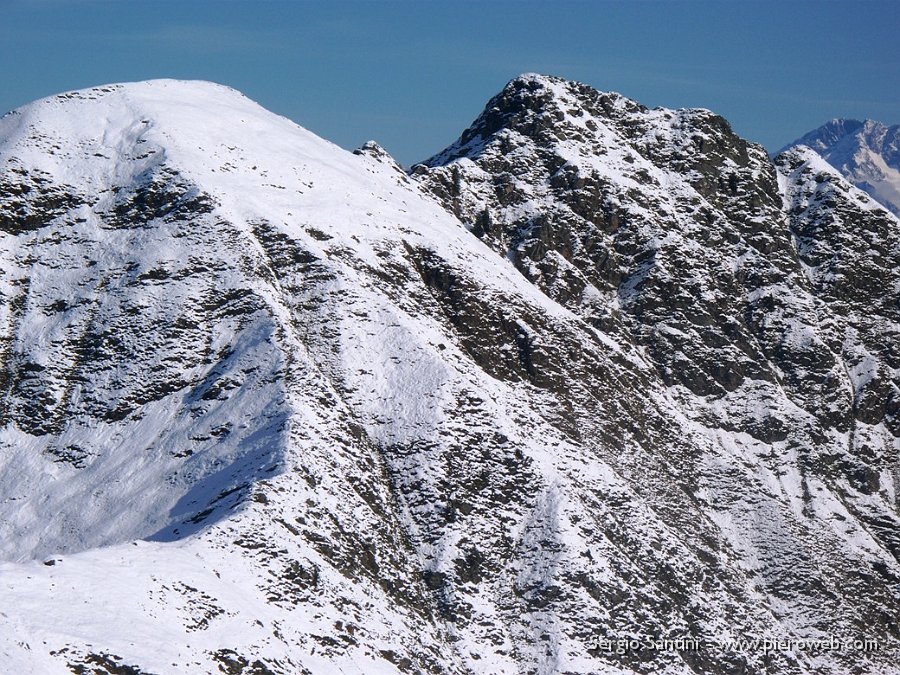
xmin=0 ymin=79 xmax=898 ymax=673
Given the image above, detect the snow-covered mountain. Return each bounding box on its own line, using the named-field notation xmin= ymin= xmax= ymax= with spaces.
xmin=780 ymin=118 xmax=900 ymax=216
xmin=0 ymin=77 xmax=897 ymax=674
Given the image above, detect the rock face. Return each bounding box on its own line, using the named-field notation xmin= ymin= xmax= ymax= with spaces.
xmin=781 ymin=118 xmax=900 ymax=216
xmin=412 ymin=74 xmax=900 ymax=672
xmin=0 ymin=77 xmax=897 ymax=674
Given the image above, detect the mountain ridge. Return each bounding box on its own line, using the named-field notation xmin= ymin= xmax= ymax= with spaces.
xmin=0 ymin=76 xmax=897 ymax=674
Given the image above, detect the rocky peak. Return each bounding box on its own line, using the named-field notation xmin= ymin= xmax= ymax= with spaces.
xmin=423 ymin=74 xmax=755 ymax=177
xmin=782 ymin=118 xmax=900 ymax=161
xmin=413 ymin=75 xmax=788 ymax=395
xmin=781 ymin=117 xmax=900 ymax=215
xmin=422 ymin=74 xmax=645 ymax=166
xmin=413 ymin=75 xmax=900 ymax=424
xmin=787 ymin=117 xmax=866 ymax=153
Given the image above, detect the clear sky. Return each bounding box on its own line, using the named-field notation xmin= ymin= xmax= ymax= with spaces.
xmin=2 ymin=0 xmax=898 ymax=166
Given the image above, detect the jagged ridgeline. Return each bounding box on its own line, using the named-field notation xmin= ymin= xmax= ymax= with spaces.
xmin=0 ymin=76 xmax=897 ymax=674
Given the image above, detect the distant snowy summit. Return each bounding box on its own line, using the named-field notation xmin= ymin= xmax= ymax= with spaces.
xmin=781 ymin=118 xmax=900 ymax=215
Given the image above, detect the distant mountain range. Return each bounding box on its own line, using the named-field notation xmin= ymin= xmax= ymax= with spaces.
xmin=781 ymin=118 xmax=900 ymax=216
xmin=0 ymin=76 xmax=897 ymax=674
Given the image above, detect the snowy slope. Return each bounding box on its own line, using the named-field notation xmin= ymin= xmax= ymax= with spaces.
xmin=781 ymin=118 xmax=900 ymax=216
xmin=0 ymin=78 xmax=898 ymax=674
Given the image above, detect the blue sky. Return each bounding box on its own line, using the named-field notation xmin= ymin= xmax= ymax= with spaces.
xmin=2 ymin=0 xmax=898 ymax=166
